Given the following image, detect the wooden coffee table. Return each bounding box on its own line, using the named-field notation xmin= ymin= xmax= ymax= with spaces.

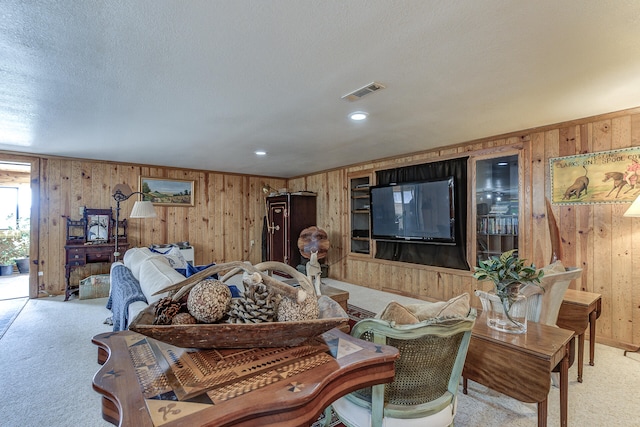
xmin=92 ymin=329 xmax=398 ymax=427
xmin=320 ymin=283 xmax=349 ymax=311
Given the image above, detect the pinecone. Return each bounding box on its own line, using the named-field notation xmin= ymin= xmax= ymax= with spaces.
xmin=154 ymin=297 xmax=182 ymax=325
xmin=227 ymin=283 xmax=279 ymax=324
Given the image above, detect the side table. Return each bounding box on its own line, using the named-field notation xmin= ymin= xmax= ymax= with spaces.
xmin=556 ymin=288 xmax=602 ymax=382
xmin=463 ymin=314 xmax=574 ymax=427
xmin=320 ymin=283 xmax=349 ymax=312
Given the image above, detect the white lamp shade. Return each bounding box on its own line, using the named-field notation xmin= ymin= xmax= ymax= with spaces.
xmin=624 ymin=195 xmax=640 ymax=217
xmin=130 ymin=201 xmax=157 ymax=218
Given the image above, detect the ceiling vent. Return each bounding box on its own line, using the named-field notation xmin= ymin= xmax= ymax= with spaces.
xmin=341 ymin=81 xmax=386 ymax=101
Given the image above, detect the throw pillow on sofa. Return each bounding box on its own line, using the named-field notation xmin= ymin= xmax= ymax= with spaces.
xmin=149 ymin=245 xmax=188 ymax=269
xmin=139 ymin=257 xmax=187 ymax=305
xmin=123 ymin=247 xmax=163 ymax=280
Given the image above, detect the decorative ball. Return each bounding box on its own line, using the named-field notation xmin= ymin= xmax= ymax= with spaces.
xmin=187 ymin=279 xmax=232 ymax=323
xmin=297 ymin=226 xmax=330 ymax=260
xmin=171 ymin=312 xmax=198 ymax=325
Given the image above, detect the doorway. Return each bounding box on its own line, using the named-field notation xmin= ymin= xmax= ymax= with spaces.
xmin=0 ymin=160 xmax=34 ymax=301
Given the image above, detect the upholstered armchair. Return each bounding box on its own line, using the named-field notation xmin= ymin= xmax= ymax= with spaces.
xmin=521 ymin=262 xmax=583 ymax=326
xmin=325 ymin=308 xmax=477 ymax=427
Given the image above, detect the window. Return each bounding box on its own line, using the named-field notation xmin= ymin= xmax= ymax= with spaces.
xmin=0 ymin=184 xmax=31 ymax=230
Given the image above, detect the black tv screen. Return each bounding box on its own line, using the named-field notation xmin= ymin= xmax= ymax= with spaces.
xmin=370 ymin=177 xmax=456 ymax=245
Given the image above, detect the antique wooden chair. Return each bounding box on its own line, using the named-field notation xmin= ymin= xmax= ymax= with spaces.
xmin=324 ymin=310 xmax=476 ymax=427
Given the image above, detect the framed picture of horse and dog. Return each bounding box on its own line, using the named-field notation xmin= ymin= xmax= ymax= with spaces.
xmin=551 ymin=147 xmax=640 ymax=204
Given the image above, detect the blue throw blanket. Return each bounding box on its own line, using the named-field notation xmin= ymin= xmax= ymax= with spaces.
xmin=106 ymin=265 xmax=147 ymax=331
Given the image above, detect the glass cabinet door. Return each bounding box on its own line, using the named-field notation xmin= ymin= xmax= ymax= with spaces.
xmin=475 ymin=154 xmax=519 ymax=264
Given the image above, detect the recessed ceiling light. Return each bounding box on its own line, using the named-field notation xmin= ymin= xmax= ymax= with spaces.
xmin=255 ymin=150 xmax=267 ymax=156
xmin=497 ymin=162 xmax=508 ymax=166
xmin=349 ymin=112 xmax=368 ymax=121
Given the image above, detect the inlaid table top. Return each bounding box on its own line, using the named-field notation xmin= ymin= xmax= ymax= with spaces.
xmin=92 ymin=328 xmax=399 ymax=427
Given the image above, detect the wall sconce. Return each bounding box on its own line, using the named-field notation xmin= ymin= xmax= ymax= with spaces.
xmin=112 ymin=183 xmax=157 ymax=260
xmin=623 ymin=195 xmax=640 ymax=217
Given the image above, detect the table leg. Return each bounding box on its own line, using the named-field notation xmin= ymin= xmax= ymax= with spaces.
xmin=577 ymin=332 xmax=585 ymax=383
xmin=462 ymin=377 xmax=468 ymax=394
xmin=537 ymin=398 xmax=547 ymax=427
xmin=589 ymin=310 xmax=597 ymax=366
xmin=560 ymin=347 xmax=569 ymax=427
xmin=64 ymin=268 xmax=71 ymax=301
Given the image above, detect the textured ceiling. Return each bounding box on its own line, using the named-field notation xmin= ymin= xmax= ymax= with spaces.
xmin=1 ymin=1 xmax=640 ymax=178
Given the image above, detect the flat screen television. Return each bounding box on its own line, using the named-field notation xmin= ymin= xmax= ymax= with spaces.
xmin=370 ymin=177 xmax=456 ymax=245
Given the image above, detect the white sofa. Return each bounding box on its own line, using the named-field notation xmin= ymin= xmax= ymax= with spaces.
xmin=108 ymin=247 xmax=188 ymax=330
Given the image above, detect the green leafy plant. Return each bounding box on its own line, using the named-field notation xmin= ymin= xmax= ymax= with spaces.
xmin=10 ymin=216 xmax=30 ymax=258
xmin=0 ymin=233 xmax=19 ymax=265
xmin=0 ymin=215 xmax=29 ymax=265
xmin=473 ymin=249 xmax=544 ymax=318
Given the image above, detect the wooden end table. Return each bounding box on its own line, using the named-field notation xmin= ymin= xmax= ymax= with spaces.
xmin=556 ymin=289 xmax=602 ymax=382
xmin=320 ymin=283 xmax=349 ymax=312
xmin=463 ymin=314 xmax=574 ymax=427
xmin=92 ymin=329 xmax=398 ymax=427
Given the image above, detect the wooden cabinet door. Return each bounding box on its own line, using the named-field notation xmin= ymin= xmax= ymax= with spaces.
xmin=266 ymin=194 xmax=316 ymax=269
xmin=268 ymin=201 xmax=288 ymax=264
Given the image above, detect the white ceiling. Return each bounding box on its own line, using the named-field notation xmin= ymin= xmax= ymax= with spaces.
xmin=1 ymin=1 xmax=640 ymax=178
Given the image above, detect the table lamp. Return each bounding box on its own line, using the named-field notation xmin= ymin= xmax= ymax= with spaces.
xmin=112 ymin=183 xmax=157 ymax=260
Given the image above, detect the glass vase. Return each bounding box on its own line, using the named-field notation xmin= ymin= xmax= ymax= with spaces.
xmin=475 ymin=289 xmax=528 ymax=334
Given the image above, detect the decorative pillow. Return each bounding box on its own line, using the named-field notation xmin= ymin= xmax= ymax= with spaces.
xmin=123 ymin=247 xmax=158 ymax=280
xmin=150 ymin=245 xmax=188 ymax=269
xmin=404 ymin=293 xmax=471 ymax=321
xmin=175 ymin=262 xmax=219 ymax=280
xmin=139 ymin=257 xmax=186 ymax=305
xmin=378 ymin=301 xmax=420 ymax=325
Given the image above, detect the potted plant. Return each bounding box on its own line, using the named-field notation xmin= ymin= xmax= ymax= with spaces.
xmin=11 ymin=216 xmax=30 ymax=274
xmin=473 ymin=249 xmax=544 ymax=333
xmin=0 ymin=233 xmax=18 ymax=276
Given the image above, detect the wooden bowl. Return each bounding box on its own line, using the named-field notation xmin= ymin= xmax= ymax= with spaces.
xmin=129 ymin=296 xmax=348 ymax=348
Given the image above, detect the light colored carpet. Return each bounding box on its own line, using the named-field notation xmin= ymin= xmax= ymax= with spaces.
xmin=0 ymin=296 xmax=113 ymax=427
xmin=1 ymin=281 xmax=639 ymax=426
xmin=0 ymin=297 xmax=27 ymax=339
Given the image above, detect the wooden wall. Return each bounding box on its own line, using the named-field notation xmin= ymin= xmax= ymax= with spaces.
xmin=289 ymin=107 xmax=640 ymax=350
xmin=2 ymin=106 xmax=640 ymax=348
xmin=2 ymin=156 xmax=285 ymax=297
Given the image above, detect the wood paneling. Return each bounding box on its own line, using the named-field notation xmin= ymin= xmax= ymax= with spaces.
xmin=297 ymin=107 xmax=640 ymax=349
xmin=0 ymin=154 xmax=285 ymax=297
xmin=2 ymin=107 xmax=640 ymax=348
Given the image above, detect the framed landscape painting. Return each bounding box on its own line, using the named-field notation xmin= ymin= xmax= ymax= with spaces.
xmin=139 ymin=177 xmax=195 ymax=206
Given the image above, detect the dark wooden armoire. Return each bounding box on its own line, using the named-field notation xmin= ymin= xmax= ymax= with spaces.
xmin=266 ymin=193 xmax=316 ymax=269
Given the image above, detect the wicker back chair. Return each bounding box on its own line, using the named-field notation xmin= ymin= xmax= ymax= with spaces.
xmin=326 ymin=309 xmax=476 ymax=427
